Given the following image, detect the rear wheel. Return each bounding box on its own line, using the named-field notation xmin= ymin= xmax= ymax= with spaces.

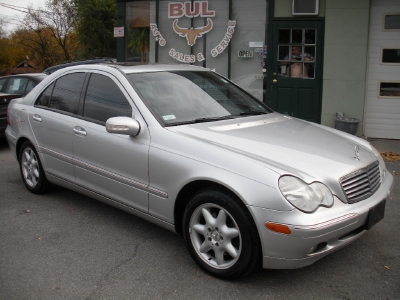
xmin=183 ymin=188 xmax=261 ymax=279
xmin=19 ymin=141 xmax=51 ymax=193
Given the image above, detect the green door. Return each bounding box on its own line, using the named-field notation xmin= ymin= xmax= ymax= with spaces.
xmin=268 ymin=20 xmax=323 ymax=123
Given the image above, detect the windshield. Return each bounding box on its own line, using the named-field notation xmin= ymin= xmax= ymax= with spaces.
xmin=127 ymin=71 xmax=272 ymax=126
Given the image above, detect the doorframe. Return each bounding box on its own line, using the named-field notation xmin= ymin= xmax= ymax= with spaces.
xmin=266 ymin=16 xmax=325 ymax=123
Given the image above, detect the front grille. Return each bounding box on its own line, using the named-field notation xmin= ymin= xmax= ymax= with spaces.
xmin=340 ymin=161 xmax=381 ymax=204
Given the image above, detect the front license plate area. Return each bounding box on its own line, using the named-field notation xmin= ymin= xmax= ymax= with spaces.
xmin=365 ymin=199 xmax=386 ymax=230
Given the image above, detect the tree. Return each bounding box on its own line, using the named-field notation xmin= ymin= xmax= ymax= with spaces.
xmin=75 ymin=0 xmax=116 ymax=58
xmin=22 ymin=0 xmax=78 ymax=61
xmin=10 ymin=28 xmax=67 ymax=70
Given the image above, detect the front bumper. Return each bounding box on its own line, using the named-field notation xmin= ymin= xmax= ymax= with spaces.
xmin=249 ymin=171 xmax=394 ymax=269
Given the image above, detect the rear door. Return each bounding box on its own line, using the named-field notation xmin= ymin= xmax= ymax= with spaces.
xmin=30 ymin=73 xmax=86 ymax=182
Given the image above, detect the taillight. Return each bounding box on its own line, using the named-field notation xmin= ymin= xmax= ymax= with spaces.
xmin=7 ymin=107 xmax=10 ymax=126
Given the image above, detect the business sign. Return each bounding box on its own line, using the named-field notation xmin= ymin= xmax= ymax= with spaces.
xmin=114 ymin=27 xmax=124 ymax=37
xmin=238 ymin=51 xmax=253 ymax=58
xmin=150 ymin=1 xmax=236 ymax=63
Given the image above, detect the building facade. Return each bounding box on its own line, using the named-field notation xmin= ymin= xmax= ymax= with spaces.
xmin=116 ymin=0 xmax=400 ymax=139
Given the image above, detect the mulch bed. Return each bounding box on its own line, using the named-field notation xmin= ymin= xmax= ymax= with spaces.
xmin=380 ymin=152 xmax=400 ymax=161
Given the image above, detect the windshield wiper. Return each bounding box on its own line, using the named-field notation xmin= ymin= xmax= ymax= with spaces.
xmin=193 ymin=115 xmax=235 ymax=123
xmin=165 ymin=115 xmax=234 ymax=127
xmin=237 ymin=111 xmax=269 ymax=116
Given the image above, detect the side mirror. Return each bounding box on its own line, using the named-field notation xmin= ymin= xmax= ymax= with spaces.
xmin=106 ymin=117 xmax=141 ymax=136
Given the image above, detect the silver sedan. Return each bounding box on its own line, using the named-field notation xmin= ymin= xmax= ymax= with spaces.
xmin=5 ymin=64 xmax=394 ymax=279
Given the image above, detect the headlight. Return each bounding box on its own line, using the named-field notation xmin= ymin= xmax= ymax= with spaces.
xmin=279 ymin=176 xmax=334 ymax=213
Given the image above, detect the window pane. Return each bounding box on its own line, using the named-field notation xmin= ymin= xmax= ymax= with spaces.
xmin=35 ymin=83 xmax=55 ymax=107
xmin=304 ymin=63 xmax=315 ymax=78
xmin=278 ymin=46 xmax=289 ymax=61
xmin=6 ymin=78 xmax=28 ymax=94
xmin=291 ymin=46 xmax=303 ymax=60
xmin=0 ymin=78 xmax=7 ymax=91
xmin=305 ymin=29 xmax=315 ymax=44
xmin=304 ymin=46 xmax=315 ymax=61
xmin=289 ymin=63 xmax=305 ymax=78
xmin=26 ymin=80 xmax=36 ymax=93
xmin=385 ymin=15 xmax=400 ymax=29
xmin=50 ymin=73 xmax=85 ymax=114
xmin=382 ymin=49 xmax=400 ymax=63
xmin=380 ymin=82 xmax=400 ymax=97
xmin=279 ymin=29 xmax=290 ymax=44
xmin=291 ymin=29 xmax=302 ymax=44
xmin=84 ymin=74 xmax=132 ymax=123
xmin=126 ymin=1 xmax=150 ymax=63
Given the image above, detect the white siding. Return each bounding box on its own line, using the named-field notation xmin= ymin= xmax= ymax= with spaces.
xmin=364 ymin=0 xmax=400 ymax=139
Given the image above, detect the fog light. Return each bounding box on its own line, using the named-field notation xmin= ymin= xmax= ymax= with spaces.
xmin=307 ymin=245 xmax=318 ymax=254
xmin=265 ymin=222 xmax=291 ymax=234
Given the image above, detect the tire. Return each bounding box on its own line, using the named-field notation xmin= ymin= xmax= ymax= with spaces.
xmin=19 ymin=141 xmax=51 ymax=194
xmin=183 ymin=188 xmax=261 ymax=280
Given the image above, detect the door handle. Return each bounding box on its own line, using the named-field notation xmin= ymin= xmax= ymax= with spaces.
xmin=73 ymin=126 xmax=87 ymax=136
xmin=272 ymin=79 xmax=278 ymax=84
xmin=32 ymin=114 xmax=42 ymax=122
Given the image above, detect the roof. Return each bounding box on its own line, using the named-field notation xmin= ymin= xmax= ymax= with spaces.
xmin=47 ymin=63 xmax=211 ymax=77
xmin=43 ymin=58 xmax=116 ymax=74
xmin=0 ymin=73 xmax=47 ymax=80
xmin=110 ymin=63 xmax=210 ymax=74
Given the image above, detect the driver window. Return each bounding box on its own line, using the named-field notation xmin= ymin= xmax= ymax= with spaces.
xmin=83 ymin=74 xmax=132 ymax=124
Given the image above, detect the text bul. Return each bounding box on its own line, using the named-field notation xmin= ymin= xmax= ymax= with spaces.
xmin=169 ymin=1 xmax=216 ymax=18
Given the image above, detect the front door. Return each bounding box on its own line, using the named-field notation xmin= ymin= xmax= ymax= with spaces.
xmin=268 ymin=20 xmax=323 ymax=123
xmin=72 ymin=71 xmax=150 ymax=213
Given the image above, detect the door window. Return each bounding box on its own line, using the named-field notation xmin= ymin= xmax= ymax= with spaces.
xmin=49 ymin=73 xmax=86 ymax=114
xmin=83 ymin=74 xmax=132 ymax=124
xmin=0 ymin=78 xmax=7 ymax=91
xmin=35 ymin=82 xmax=55 ymax=107
xmin=6 ymin=77 xmax=28 ymax=94
xmin=277 ymin=28 xmax=316 ymax=79
xmin=26 ymin=80 xmax=37 ymax=93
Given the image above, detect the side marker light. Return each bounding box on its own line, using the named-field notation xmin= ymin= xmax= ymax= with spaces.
xmin=265 ymin=222 xmax=291 ymax=234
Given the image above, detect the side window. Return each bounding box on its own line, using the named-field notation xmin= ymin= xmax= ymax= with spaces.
xmin=35 ymin=82 xmax=55 ymax=107
xmin=49 ymin=73 xmax=86 ymax=114
xmin=6 ymin=77 xmax=28 ymax=94
xmin=0 ymin=78 xmax=7 ymax=91
xmin=83 ymin=74 xmax=132 ymax=124
xmin=26 ymin=80 xmax=37 ymax=93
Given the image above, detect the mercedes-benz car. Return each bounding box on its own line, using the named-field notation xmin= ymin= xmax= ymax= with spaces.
xmin=5 ymin=64 xmax=394 ymax=279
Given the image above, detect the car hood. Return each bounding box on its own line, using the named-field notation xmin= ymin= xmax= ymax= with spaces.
xmin=168 ymin=113 xmax=377 ymax=184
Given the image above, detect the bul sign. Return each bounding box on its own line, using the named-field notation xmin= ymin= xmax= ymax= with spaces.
xmin=168 ymin=1 xmax=216 ymax=18
xmin=149 ymin=1 xmax=236 ymax=63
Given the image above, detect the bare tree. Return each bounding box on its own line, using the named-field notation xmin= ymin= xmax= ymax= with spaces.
xmin=22 ymin=0 xmax=77 ymax=61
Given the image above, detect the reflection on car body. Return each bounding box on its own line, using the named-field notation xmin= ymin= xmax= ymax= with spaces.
xmin=5 ymin=63 xmax=393 ymax=279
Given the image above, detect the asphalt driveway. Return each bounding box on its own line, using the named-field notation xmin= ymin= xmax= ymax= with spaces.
xmin=0 ymin=137 xmax=399 ymax=300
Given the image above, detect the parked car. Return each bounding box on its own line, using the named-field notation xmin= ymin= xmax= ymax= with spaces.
xmin=0 ymin=73 xmax=47 ymax=138
xmin=42 ymin=58 xmax=116 ymax=74
xmin=5 ymin=64 xmax=393 ymax=279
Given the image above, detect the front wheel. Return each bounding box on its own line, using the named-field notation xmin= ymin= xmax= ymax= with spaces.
xmin=19 ymin=141 xmax=51 ymax=194
xmin=183 ymin=188 xmax=261 ymax=279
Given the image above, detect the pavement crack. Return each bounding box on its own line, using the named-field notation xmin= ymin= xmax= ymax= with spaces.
xmin=85 ymin=234 xmax=164 ymax=300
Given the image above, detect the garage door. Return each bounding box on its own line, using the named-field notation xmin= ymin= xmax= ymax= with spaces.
xmin=364 ymin=0 xmax=400 ymax=139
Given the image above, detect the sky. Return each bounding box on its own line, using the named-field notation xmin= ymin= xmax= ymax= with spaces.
xmin=0 ymin=0 xmax=47 ymax=32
